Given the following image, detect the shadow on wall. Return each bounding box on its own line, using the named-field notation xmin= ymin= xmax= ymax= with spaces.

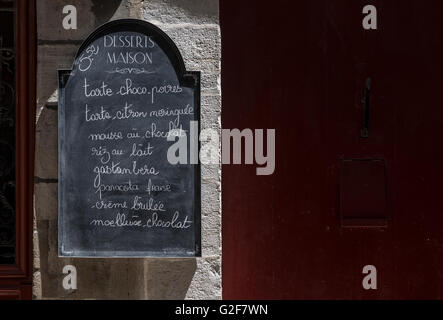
xmin=36 ymin=0 xmax=126 ymax=107
xmin=144 ymin=0 xmax=219 ymax=20
xmin=34 ymin=0 xmax=198 ymax=300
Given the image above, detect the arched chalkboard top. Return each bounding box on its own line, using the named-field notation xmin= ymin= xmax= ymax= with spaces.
xmin=74 ymin=19 xmax=188 ymax=78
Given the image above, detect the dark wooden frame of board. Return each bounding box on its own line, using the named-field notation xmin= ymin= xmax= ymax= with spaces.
xmin=0 ymin=0 xmax=36 ymax=299
xmin=57 ymin=19 xmax=202 ymax=258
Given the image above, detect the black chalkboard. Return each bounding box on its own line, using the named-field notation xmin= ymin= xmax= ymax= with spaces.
xmin=58 ymin=19 xmax=201 ymax=257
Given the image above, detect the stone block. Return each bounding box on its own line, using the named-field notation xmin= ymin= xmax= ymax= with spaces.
xmin=186 ymin=256 xmax=222 ymax=300
xmin=35 ymin=108 xmax=58 ymax=179
xmin=34 ymin=182 xmax=58 ymax=221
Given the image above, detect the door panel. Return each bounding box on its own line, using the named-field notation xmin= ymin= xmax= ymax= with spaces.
xmin=222 ymin=0 xmax=443 ymax=299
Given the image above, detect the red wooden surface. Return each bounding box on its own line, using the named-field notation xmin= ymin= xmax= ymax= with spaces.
xmin=221 ymin=0 xmax=443 ymax=299
xmin=0 ymin=0 xmax=35 ymax=300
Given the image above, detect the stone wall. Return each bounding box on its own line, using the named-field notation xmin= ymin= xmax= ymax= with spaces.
xmin=33 ymin=0 xmax=221 ymax=299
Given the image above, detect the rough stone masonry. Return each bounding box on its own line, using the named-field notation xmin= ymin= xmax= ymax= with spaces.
xmin=33 ymin=0 xmax=221 ymax=299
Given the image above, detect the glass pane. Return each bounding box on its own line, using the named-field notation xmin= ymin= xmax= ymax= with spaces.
xmin=0 ymin=0 xmax=16 ymax=265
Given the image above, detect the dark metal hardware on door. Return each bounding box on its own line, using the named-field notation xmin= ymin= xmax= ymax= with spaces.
xmin=361 ymin=78 xmax=371 ymax=138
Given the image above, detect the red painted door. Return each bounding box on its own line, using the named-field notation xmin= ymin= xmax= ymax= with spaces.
xmin=222 ymin=0 xmax=443 ymax=299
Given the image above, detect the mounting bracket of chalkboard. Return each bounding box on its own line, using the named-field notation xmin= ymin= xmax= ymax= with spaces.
xmin=58 ymin=71 xmax=71 ymax=88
